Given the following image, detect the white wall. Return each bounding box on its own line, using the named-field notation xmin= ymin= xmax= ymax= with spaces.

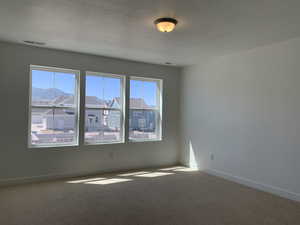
xmin=0 ymin=42 xmax=181 ymax=185
xmin=180 ymin=38 xmax=300 ymax=201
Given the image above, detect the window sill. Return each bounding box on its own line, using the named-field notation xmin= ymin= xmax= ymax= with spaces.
xmin=128 ymin=138 xmax=162 ymax=143
xmin=28 ymin=143 xmax=79 ymax=149
xmin=84 ymin=141 xmax=125 ymax=146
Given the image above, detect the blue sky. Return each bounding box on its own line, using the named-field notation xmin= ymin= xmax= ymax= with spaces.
xmin=32 ymin=70 xmax=75 ymax=94
xmin=130 ymin=79 xmax=157 ymax=106
xmin=32 ymin=70 xmax=157 ymax=106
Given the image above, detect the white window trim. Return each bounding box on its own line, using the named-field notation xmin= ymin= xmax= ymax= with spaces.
xmin=84 ymin=71 xmax=126 ymax=145
xmin=129 ymin=76 xmax=163 ymax=142
xmin=28 ymin=65 xmax=81 ymax=148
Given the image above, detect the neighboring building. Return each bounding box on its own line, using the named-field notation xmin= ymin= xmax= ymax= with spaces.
xmin=129 ymin=98 xmax=156 ymax=132
xmin=108 ymin=97 xmax=156 ymax=132
xmin=129 ymin=110 xmax=156 ymax=132
xmin=43 ymin=108 xmax=75 ymax=130
xmin=32 ymin=95 xmax=109 ymax=132
xmin=31 ymin=95 xmax=156 ymax=143
xmin=85 ymin=96 xmax=108 ymax=132
xmin=32 ymin=95 xmax=76 ymax=131
xmin=106 ymin=98 xmax=122 ymax=131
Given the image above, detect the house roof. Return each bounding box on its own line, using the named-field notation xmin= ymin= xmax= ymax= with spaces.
xmin=85 ymin=96 xmax=107 ymax=107
xmin=32 ymin=95 xmax=74 ymax=106
xmin=44 ymin=108 xmax=75 ymax=115
xmin=112 ymin=97 xmax=155 ymax=109
xmin=33 ymin=95 xmax=108 ymax=116
xmin=52 ymin=95 xmax=75 ymax=106
xmin=33 ymin=96 xmax=156 ymax=117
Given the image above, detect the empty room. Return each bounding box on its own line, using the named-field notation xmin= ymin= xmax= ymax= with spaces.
xmin=0 ymin=0 xmax=300 ymax=224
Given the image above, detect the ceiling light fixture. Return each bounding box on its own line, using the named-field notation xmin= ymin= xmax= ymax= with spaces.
xmin=154 ymin=17 xmax=178 ymax=33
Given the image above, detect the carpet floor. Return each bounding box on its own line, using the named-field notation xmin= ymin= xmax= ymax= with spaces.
xmin=0 ymin=166 xmax=299 ymax=225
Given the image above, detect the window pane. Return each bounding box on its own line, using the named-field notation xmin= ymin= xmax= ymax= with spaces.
xmin=29 ymin=66 xmax=79 ymax=147
xmin=129 ymin=78 xmax=162 ymax=141
xmin=53 ymin=72 xmax=76 ymax=107
xmin=31 ymin=70 xmax=77 ymax=107
xmin=86 ymin=75 xmax=121 ymax=108
xmin=130 ymin=79 xmax=158 ymax=109
xmin=85 ymin=109 xmax=121 ymax=143
xmin=31 ymin=108 xmax=76 ymax=145
xmin=31 ymin=70 xmax=54 ymax=105
xmin=129 ymin=109 xmax=159 ymax=140
xmin=84 ymin=73 xmax=124 ymax=145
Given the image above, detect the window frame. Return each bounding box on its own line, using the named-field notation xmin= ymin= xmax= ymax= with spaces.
xmin=129 ymin=76 xmax=163 ymax=142
xmin=28 ymin=65 xmax=81 ymax=148
xmin=84 ymin=71 xmax=126 ymax=145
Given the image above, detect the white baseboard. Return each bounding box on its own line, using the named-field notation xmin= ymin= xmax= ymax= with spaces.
xmin=205 ymin=169 xmax=300 ymax=202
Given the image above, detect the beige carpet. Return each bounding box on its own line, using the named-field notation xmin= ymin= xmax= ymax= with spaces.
xmin=0 ymin=166 xmax=299 ymax=225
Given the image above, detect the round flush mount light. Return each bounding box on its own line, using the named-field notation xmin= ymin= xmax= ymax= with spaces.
xmin=154 ymin=17 xmax=178 ymax=33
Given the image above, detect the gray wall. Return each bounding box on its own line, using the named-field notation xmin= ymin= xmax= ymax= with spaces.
xmin=180 ymin=38 xmax=300 ymax=201
xmin=0 ymin=42 xmax=181 ymax=184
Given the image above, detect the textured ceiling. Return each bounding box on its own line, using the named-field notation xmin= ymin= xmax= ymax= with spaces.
xmin=1 ymin=0 xmax=300 ymax=66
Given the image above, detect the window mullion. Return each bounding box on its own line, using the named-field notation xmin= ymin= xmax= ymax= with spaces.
xmin=31 ymin=105 xmax=76 ymax=110
xmin=85 ymin=107 xmax=120 ymax=111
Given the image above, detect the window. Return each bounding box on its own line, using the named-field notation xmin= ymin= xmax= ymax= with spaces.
xmin=129 ymin=77 xmax=162 ymax=141
xmin=29 ymin=65 xmax=80 ymax=147
xmin=29 ymin=65 xmax=162 ymax=147
xmin=85 ymin=72 xmax=125 ymax=144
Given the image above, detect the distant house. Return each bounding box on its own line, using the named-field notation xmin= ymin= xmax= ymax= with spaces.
xmin=31 ymin=95 xmax=109 ymax=132
xmin=129 ymin=98 xmax=156 ymax=132
xmin=108 ymin=97 xmax=156 ymax=132
xmin=44 ymin=108 xmax=75 ymax=130
xmin=32 ymin=95 xmax=156 ymax=138
xmin=31 ymin=95 xmax=115 ymax=144
xmin=106 ymin=98 xmax=122 ymax=131
xmin=43 ymin=96 xmax=76 ymax=130
xmin=85 ymin=96 xmax=108 ymax=132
